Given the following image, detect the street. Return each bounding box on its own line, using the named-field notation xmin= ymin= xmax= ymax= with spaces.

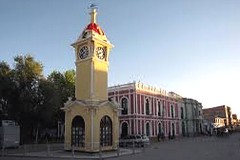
xmin=1 ymin=133 xmax=240 ymax=160
xmin=109 ymin=133 xmax=240 ymax=160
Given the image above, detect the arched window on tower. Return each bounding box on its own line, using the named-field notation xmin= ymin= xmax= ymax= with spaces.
xmin=100 ymin=116 xmax=112 ymax=146
xmin=146 ymin=99 xmax=150 ymax=115
xmin=71 ymin=116 xmax=85 ymax=147
xmin=121 ymin=98 xmax=128 ymax=115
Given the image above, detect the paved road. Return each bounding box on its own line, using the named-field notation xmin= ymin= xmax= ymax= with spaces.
xmin=109 ymin=133 xmax=240 ymax=160
xmin=1 ymin=133 xmax=240 ymax=160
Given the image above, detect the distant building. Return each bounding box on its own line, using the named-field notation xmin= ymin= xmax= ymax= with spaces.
xmin=108 ymin=82 xmax=181 ymax=139
xmin=232 ymin=114 xmax=238 ymax=126
xmin=182 ymin=98 xmax=203 ymax=136
xmin=108 ymin=82 xmax=204 ymax=139
xmin=203 ymin=105 xmax=232 ymax=128
xmin=213 ymin=117 xmax=226 ymax=128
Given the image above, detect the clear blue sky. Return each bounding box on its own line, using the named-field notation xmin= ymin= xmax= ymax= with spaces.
xmin=1 ymin=0 xmax=240 ymax=116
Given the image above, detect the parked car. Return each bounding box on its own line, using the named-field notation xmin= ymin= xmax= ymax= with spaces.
xmin=223 ymin=128 xmax=229 ymax=134
xmin=141 ymin=135 xmax=150 ymax=146
xmin=215 ymin=127 xmax=229 ymax=136
xmin=119 ymin=135 xmax=144 ymax=147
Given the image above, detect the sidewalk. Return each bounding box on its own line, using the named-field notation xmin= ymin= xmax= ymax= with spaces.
xmin=2 ymin=144 xmax=143 ymax=159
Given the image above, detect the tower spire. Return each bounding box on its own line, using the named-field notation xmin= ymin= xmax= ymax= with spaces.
xmin=89 ymin=5 xmax=97 ymax=23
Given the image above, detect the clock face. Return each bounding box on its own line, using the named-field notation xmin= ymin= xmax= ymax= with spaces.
xmin=79 ymin=46 xmax=89 ymax=59
xmin=96 ymin=47 xmax=106 ymax=60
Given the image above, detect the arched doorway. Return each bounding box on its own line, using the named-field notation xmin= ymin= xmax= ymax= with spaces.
xmin=71 ymin=116 xmax=85 ymax=147
xmin=172 ymin=123 xmax=175 ymax=138
xmin=158 ymin=123 xmax=162 ymax=134
xmin=100 ymin=116 xmax=112 ymax=146
xmin=146 ymin=123 xmax=150 ymax=137
xmin=182 ymin=122 xmax=185 ymax=136
xmin=121 ymin=122 xmax=128 ymax=138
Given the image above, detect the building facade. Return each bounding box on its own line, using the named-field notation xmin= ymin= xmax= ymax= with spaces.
xmin=182 ymin=98 xmax=203 ymax=136
xmin=232 ymin=114 xmax=238 ymax=126
xmin=203 ymin=105 xmax=232 ymax=128
xmin=108 ymin=82 xmax=181 ymax=139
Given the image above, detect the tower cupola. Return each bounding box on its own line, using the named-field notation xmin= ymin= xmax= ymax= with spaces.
xmin=76 ymin=8 xmax=109 ymax=42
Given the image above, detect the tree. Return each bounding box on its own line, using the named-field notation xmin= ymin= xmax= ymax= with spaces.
xmin=0 ymin=55 xmax=75 ymax=143
xmin=9 ymin=55 xmax=44 ymax=143
xmin=0 ymin=61 xmax=13 ymax=120
xmin=47 ymin=70 xmax=75 ymax=122
xmin=64 ymin=70 xmax=75 ymax=98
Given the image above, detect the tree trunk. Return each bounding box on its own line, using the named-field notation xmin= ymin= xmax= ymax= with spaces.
xmin=35 ymin=127 xmax=39 ymax=144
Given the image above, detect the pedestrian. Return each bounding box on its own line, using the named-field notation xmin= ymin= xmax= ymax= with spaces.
xmin=157 ymin=133 xmax=160 ymax=142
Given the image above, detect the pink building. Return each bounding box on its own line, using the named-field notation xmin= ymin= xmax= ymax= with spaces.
xmin=108 ymin=82 xmax=181 ymax=139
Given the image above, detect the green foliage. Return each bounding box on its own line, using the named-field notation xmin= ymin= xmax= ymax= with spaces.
xmin=48 ymin=69 xmax=75 ymax=104
xmin=0 ymin=54 xmax=75 ymax=143
xmin=47 ymin=70 xmax=75 ymax=122
xmin=0 ymin=61 xmax=14 ymax=119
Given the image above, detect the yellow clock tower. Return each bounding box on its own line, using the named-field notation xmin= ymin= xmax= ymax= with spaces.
xmin=62 ymin=8 xmax=119 ymax=152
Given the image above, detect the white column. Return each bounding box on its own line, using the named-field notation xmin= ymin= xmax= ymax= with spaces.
xmin=140 ymin=119 xmax=142 ymax=134
xmin=135 ymin=93 xmax=138 ymax=115
xmin=136 ymin=118 xmax=138 ymax=134
xmin=140 ymin=94 xmax=142 ymax=114
xmin=133 ymin=93 xmax=135 ymax=114
xmin=129 ymin=90 xmax=131 ymax=114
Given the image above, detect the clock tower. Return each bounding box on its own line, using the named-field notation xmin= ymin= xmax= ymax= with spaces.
xmin=72 ymin=8 xmax=113 ymax=101
xmin=62 ymin=8 xmax=119 ymax=152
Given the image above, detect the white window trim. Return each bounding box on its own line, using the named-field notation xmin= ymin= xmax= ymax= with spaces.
xmin=120 ymin=96 xmax=129 ymax=115
xmin=145 ymin=97 xmax=152 ymax=115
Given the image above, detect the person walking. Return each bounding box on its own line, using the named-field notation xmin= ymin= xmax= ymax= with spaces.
xmin=157 ymin=133 xmax=161 ymax=142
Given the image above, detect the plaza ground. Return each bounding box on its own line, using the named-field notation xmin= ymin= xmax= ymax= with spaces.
xmin=1 ymin=132 xmax=240 ymax=160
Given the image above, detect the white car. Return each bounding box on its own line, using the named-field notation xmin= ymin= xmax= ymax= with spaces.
xmin=223 ymin=128 xmax=229 ymax=134
xmin=141 ymin=135 xmax=150 ymax=146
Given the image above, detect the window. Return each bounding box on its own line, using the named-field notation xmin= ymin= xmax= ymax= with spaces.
xmin=171 ymin=105 xmax=174 ymax=118
xmin=71 ymin=116 xmax=85 ymax=147
xmin=162 ymin=101 xmax=165 ymax=116
xmin=194 ymin=108 xmax=197 ymax=116
xmin=181 ymin=107 xmax=184 ymax=119
xmin=146 ymin=99 xmax=150 ymax=115
xmin=158 ymin=101 xmax=161 ymax=116
xmin=100 ymin=116 xmax=112 ymax=146
xmin=121 ymin=98 xmax=128 ymax=115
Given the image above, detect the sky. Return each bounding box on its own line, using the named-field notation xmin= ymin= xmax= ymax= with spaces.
xmin=0 ymin=0 xmax=240 ymax=115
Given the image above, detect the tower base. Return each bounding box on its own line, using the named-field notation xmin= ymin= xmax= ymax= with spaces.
xmin=62 ymin=99 xmax=119 ymax=152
